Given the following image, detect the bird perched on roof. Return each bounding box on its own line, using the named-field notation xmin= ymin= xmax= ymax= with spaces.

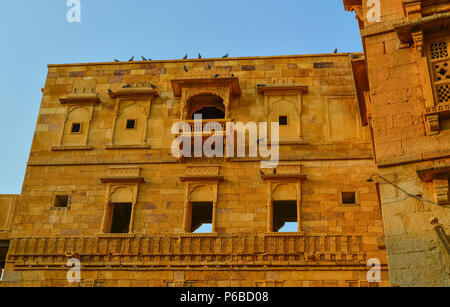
xmin=223 ymin=53 xmax=229 ymax=58
xmin=207 ymin=64 xmax=212 ymax=70
xmin=231 ymin=74 xmax=235 ymax=78
xmin=122 ymin=83 xmax=132 ymax=88
xmin=114 ymin=59 xmax=120 ymax=62
xmin=142 ymin=56 xmax=148 ymax=61
xmin=334 ymin=48 xmax=338 ymax=54
xmin=128 ymin=56 xmax=134 ymax=62
xmin=149 ymin=83 xmax=157 ymax=89
xmin=212 ymin=74 xmax=220 ymax=78
xmin=256 ymin=84 xmax=267 ymax=87
xmin=198 ymin=53 xmax=202 ymax=59
xmin=260 ymin=170 xmax=265 ymax=176
xmin=273 ymin=168 xmax=277 ymax=175
xmin=183 ymin=54 xmax=188 ymax=59
xmin=183 ymin=66 xmax=188 ymax=72
xmin=108 ymin=89 xmax=113 ymax=93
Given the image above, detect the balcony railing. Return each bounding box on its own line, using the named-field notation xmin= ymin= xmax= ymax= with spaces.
xmin=174 ymin=119 xmax=229 ymax=136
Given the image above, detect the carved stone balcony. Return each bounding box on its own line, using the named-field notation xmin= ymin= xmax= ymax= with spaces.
xmin=6 ymin=234 xmax=379 ymax=269
xmin=174 ymin=119 xmax=229 ymax=137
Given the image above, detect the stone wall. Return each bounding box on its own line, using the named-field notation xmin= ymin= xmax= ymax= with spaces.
xmin=344 ymin=0 xmax=450 ymax=287
xmin=2 ymin=54 xmax=389 ymax=286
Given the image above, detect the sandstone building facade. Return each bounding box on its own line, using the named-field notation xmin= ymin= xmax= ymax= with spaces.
xmin=0 ymin=53 xmax=391 ymax=287
xmin=344 ymin=0 xmax=450 ymax=286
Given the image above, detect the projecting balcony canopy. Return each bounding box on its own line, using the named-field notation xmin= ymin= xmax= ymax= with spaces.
xmin=350 ymin=59 xmax=370 ymax=127
xmin=171 ymin=77 xmax=241 ymax=98
xmin=417 ymin=164 xmax=450 ymax=182
xmin=108 ymin=88 xmax=159 ymax=99
xmin=59 ymin=93 xmax=101 ymax=105
xmin=261 ymin=174 xmax=307 ymax=181
xmin=100 ymin=177 xmax=146 ymax=184
xmin=179 ymin=176 xmax=225 ymax=182
xmin=257 ymin=85 xmax=308 ymax=95
xmin=394 ymin=12 xmax=450 ymax=44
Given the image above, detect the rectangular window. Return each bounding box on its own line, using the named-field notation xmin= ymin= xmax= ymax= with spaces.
xmin=279 ymin=116 xmax=288 ymax=126
xmin=190 ymin=202 xmax=213 ymax=233
xmin=54 ymin=195 xmax=70 ymax=208
xmin=71 ymin=123 xmax=82 ymax=133
xmin=341 ymin=192 xmax=357 ymax=205
xmin=273 ymin=201 xmax=298 ymax=232
xmin=126 ymin=119 xmax=136 ymax=130
xmin=108 ymin=203 xmax=132 ymax=234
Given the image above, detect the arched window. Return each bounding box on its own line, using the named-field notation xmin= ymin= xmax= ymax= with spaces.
xmin=188 ymin=94 xmax=225 ymax=120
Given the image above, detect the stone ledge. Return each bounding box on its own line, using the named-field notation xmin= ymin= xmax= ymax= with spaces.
xmin=105 ymin=145 xmax=151 ymax=150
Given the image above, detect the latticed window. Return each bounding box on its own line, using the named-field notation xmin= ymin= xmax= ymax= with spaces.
xmin=429 ymin=38 xmax=450 ymax=104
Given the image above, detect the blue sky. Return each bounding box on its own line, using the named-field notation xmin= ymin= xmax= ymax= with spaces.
xmin=0 ymin=1 xmax=361 ymax=194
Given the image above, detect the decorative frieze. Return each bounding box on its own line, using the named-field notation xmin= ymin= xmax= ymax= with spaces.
xmin=6 ymin=234 xmax=371 ymax=269
xmin=107 ymin=166 xmax=141 ymax=178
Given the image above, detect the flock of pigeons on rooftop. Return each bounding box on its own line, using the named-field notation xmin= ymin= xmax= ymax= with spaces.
xmin=111 ymin=49 xmax=358 ymax=89
xmin=113 ymin=49 xmax=356 ymax=63
xmin=114 ymin=53 xmax=230 ymax=63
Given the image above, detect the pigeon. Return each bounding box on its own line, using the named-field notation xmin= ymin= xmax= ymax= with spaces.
xmin=128 ymin=56 xmax=134 ymax=62
xmin=207 ymin=64 xmax=212 ymax=70
xmin=148 ymin=83 xmax=157 ymax=89
xmin=256 ymin=84 xmax=267 ymax=87
xmin=122 ymin=83 xmax=132 ymax=88
xmin=231 ymin=74 xmax=235 ymax=78
xmin=108 ymin=89 xmax=113 ymax=93
xmin=260 ymin=170 xmax=265 ymax=176
xmin=212 ymin=74 xmax=220 ymax=78
xmin=273 ymin=168 xmax=277 ymax=175
xmin=114 ymin=59 xmax=120 ymax=62
xmin=334 ymin=48 xmax=338 ymax=54
xmin=142 ymin=56 xmax=148 ymax=61
xmin=198 ymin=53 xmax=202 ymax=59
xmin=223 ymin=53 xmax=229 ymax=58
xmin=183 ymin=66 xmax=188 ymax=72
xmin=183 ymin=54 xmax=188 ymax=59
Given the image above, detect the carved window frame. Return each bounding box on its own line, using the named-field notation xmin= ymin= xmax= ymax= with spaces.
xmin=100 ymin=167 xmax=145 ymax=235
xmin=410 ymin=30 xmax=450 ymax=135
xmin=106 ymin=88 xmax=158 ymax=150
xmin=260 ymin=86 xmax=307 ymax=145
xmin=180 ymin=166 xmax=222 ymax=234
xmin=52 ymin=96 xmax=99 ymax=151
xmin=261 ymin=164 xmax=306 ymax=234
xmin=427 ymin=35 xmax=450 ymax=105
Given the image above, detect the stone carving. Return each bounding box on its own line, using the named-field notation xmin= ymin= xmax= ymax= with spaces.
xmin=108 ymin=167 xmax=141 ymax=178
xmin=7 ymin=234 xmax=372 ymax=269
